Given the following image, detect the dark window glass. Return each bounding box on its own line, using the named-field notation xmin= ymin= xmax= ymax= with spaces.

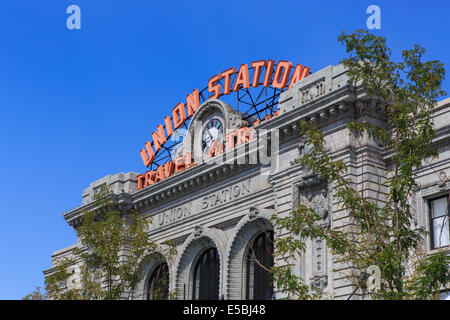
xmin=245 ymin=231 xmax=274 ymax=300
xmin=147 ymin=263 xmax=169 ymax=300
xmin=430 ymin=196 xmax=450 ymax=249
xmin=192 ymin=247 xmax=219 ymax=300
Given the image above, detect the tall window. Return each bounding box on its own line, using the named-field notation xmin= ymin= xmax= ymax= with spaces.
xmin=146 ymin=262 xmax=169 ymax=300
xmin=429 ymin=196 xmax=450 ymax=249
xmin=192 ymin=247 xmax=220 ymax=300
xmin=245 ymin=231 xmax=274 ymax=300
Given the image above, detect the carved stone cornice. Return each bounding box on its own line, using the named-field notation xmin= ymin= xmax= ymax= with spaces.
xmin=131 ymin=162 xmax=254 ymax=213
xmin=63 ymin=193 xmax=133 ymax=228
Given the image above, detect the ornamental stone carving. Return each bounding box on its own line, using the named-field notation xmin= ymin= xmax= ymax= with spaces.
xmin=310 ymin=275 xmax=328 ymax=292
xmin=248 ymin=206 xmax=259 ymax=220
xmin=293 ymin=182 xmax=331 ymax=280
xmin=290 ymin=141 xmax=305 ymax=166
xmin=228 ymin=112 xmax=248 ymax=129
xmin=193 ymin=225 xmax=204 ymax=238
xmin=300 ymin=80 xmax=325 ymax=105
xmin=307 ymin=189 xmax=329 ymax=219
xmin=438 ymin=171 xmax=449 ymax=188
xmin=296 ymin=182 xmax=330 ymax=222
xmin=312 ymin=237 xmax=327 ymax=275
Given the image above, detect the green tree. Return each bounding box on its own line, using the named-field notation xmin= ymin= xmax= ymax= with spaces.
xmin=272 ymin=30 xmax=450 ymax=300
xmin=22 ymin=286 xmax=47 ymax=300
xmin=42 ymin=184 xmax=173 ymax=300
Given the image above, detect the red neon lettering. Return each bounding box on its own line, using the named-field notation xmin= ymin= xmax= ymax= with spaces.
xmin=208 ymin=140 xmax=224 ymax=158
xmin=272 ymin=60 xmax=292 ymax=89
xmin=221 ymin=67 xmax=236 ymax=95
xmin=288 ymin=64 xmax=310 ymax=90
xmin=136 ymin=175 xmax=145 ymax=190
xmin=233 ymin=64 xmax=250 ymax=91
xmin=185 ymin=152 xmax=195 ymax=169
xmin=164 ymin=161 xmax=174 ymax=178
xmin=263 ymin=59 xmax=274 ymax=87
xmin=164 ymin=115 xmax=173 ymax=140
xmin=140 ymin=141 xmax=155 ymax=167
xmin=186 ymin=89 xmax=200 ymax=117
xmin=154 ymin=166 xmax=165 ymax=183
xmin=174 ymin=156 xmax=185 ymax=174
xmin=152 ymin=124 xmax=167 ymax=153
xmin=251 ymin=60 xmax=266 ymax=87
xmin=237 ymin=127 xmax=250 ymax=146
xmin=144 ymin=171 xmax=155 ymax=187
xmin=208 ymin=74 xmax=222 ymax=99
xmin=172 ymin=103 xmax=186 ymax=129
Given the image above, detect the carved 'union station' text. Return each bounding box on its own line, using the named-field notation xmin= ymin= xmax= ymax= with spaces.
xmin=158 ymin=203 xmax=192 ymax=227
xmin=202 ymin=180 xmax=250 ymax=210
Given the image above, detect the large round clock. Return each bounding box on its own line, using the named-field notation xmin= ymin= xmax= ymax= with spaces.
xmin=201 ymin=118 xmax=224 ymax=154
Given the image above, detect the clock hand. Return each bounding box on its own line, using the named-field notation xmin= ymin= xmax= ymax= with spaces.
xmin=207 ymin=129 xmax=213 ymax=140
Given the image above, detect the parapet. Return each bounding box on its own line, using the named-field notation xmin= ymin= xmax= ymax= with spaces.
xmin=81 ymin=172 xmax=139 ymax=205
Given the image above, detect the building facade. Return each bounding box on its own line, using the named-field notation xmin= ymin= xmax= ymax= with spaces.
xmin=44 ymin=63 xmax=450 ymax=300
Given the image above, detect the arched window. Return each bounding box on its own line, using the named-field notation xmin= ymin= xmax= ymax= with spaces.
xmin=245 ymin=231 xmax=274 ymax=300
xmin=192 ymin=247 xmax=219 ymax=300
xmin=146 ymin=262 xmax=169 ymax=300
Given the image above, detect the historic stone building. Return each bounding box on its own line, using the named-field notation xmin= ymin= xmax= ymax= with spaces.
xmin=44 ymin=63 xmax=450 ymax=300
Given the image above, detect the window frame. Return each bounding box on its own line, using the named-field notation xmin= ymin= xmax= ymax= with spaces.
xmin=428 ymin=194 xmax=450 ymax=250
xmin=191 ymin=247 xmax=220 ymax=300
xmin=146 ymin=262 xmax=169 ymax=300
xmin=244 ymin=230 xmax=274 ymax=300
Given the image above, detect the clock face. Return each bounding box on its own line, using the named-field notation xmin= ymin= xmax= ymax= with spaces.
xmin=201 ymin=118 xmax=224 ymax=154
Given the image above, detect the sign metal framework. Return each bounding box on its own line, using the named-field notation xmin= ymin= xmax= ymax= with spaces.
xmin=139 ymin=59 xmax=310 ymax=180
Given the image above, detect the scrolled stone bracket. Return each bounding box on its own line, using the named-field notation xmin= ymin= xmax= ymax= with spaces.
xmin=310 ymin=275 xmax=328 ymax=292
xmin=248 ymin=206 xmax=260 ymax=221
xmin=193 ymin=225 xmax=204 ymax=239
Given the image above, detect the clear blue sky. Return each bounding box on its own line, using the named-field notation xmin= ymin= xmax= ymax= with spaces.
xmin=1 ymin=0 xmax=449 ymax=299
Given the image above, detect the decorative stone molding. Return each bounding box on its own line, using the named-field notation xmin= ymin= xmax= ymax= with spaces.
xmin=293 ymin=175 xmax=330 ymax=218
xmin=308 ymin=189 xmax=330 ymax=220
xmin=312 ymin=237 xmax=327 ymax=275
xmin=438 ymin=171 xmax=449 ymax=188
xmin=290 ymin=141 xmax=305 ymax=166
xmin=173 ymin=226 xmax=228 ymax=299
xmin=81 ymin=172 xmax=139 ymax=206
xmin=300 ymin=79 xmax=326 ymax=105
xmin=310 ymin=275 xmax=328 ymax=292
xmin=410 ymin=194 xmax=418 ymax=227
xmin=228 ymin=112 xmax=248 ymax=129
xmin=248 ymin=206 xmax=259 ymax=220
xmin=292 ymin=180 xmax=330 ymax=279
xmin=419 ymin=177 xmax=450 ymax=197
xmin=416 ymin=171 xmax=450 ymax=249
xmin=133 ymin=251 xmax=170 ymax=300
xmin=193 ymin=225 xmax=204 ymax=239
xmin=130 ymin=163 xmax=243 ymax=213
xmin=224 ymin=207 xmax=274 ymax=300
